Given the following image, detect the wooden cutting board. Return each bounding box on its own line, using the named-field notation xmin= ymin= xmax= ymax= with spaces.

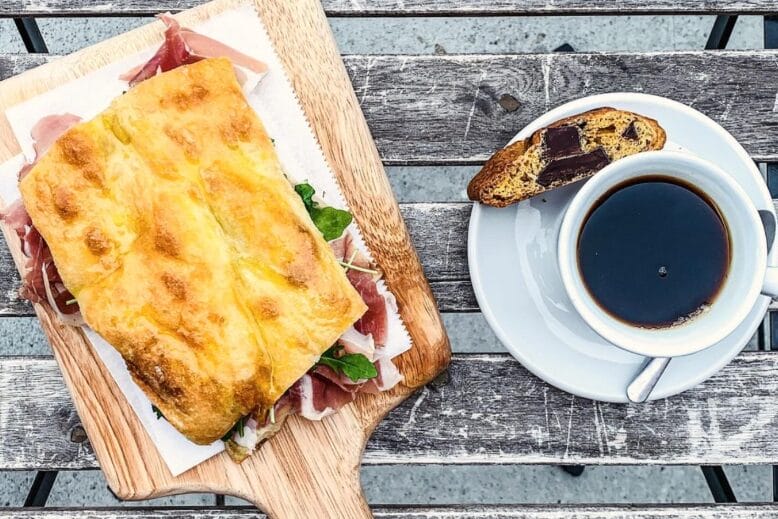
xmin=0 ymin=0 xmax=451 ymax=516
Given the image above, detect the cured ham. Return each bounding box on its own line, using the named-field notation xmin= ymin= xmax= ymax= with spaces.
xmin=293 ymin=352 xmax=403 ymax=418
xmin=331 ymin=233 xmax=389 ymax=344
xmin=1 ymin=114 xmax=83 ymax=325
xmin=348 ymin=269 xmax=388 ymax=345
xmin=2 ymin=199 xmax=30 ymax=241
xmin=18 ymin=114 xmax=82 ymax=181
xmin=121 ymin=14 xmax=267 ymax=87
xmin=30 ymin=114 xmax=83 ymax=159
xmin=1 ymin=201 xmax=81 ymax=323
xmin=363 ymin=354 xmax=404 ymax=394
xmin=293 ymin=373 xmax=353 ymax=421
xmin=312 ymin=364 xmax=364 ymax=391
xmin=330 ymin=233 xmax=380 ymax=271
xmin=338 ymin=326 xmax=375 ymax=360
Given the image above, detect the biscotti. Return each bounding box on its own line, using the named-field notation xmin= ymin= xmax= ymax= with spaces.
xmin=467 ymin=107 xmax=666 ymax=207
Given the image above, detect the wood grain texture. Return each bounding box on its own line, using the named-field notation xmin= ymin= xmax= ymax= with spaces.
xmin=4 ymin=51 xmax=778 ymax=163
xmin=343 ymin=51 xmax=778 ymax=164
xmin=7 ymin=352 xmax=778 ymax=469
xmin=3 ymin=505 xmax=778 ymax=518
xmin=0 ymin=1 xmax=450 ymax=517
xmin=0 ymin=0 xmax=776 ymax=16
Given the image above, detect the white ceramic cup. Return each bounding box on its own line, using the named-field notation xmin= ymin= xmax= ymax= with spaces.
xmin=558 ymin=151 xmax=778 ymax=358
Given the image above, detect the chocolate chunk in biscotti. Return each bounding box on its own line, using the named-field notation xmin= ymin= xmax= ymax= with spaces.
xmin=622 ymin=122 xmax=639 ymax=140
xmin=466 ymin=107 xmax=666 ymax=208
xmin=544 ymin=125 xmax=582 ymax=159
xmin=537 ymin=148 xmax=610 ymax=187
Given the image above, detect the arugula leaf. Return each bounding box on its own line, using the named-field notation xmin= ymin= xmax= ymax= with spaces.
xmin=317 ymin=345 xmax=378 ymax=382
xmin=151 ymin=405 xmax=164 ymax=420
xmin=310 ymin=207 xmax=353 ymax=241
xmin=295 ymin=183 xmax=316 ymax=211
xmin=221 ymin=416 xmax=246 ymax=442
xmin=294 ymin=183 xmax=352 ymax=241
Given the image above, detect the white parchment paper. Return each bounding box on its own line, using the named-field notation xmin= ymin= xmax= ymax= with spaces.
xmin=0 ymin=5 xmax=411 ymax=476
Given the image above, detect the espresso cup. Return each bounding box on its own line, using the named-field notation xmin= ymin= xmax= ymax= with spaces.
xmin=558 ymin=151 xmax=778 ymax=358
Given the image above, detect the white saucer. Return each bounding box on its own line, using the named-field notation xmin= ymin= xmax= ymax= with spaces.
xmin=468 ymin=93 xmax=777 ymax=402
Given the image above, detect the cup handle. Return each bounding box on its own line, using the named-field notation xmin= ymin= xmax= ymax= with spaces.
xmin=763 ymin=266 xmax=778 ymax=298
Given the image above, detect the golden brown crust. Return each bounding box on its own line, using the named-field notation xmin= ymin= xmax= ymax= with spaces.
xmin=467 ymin=107 xmax=666 ymax=208
xmin=19 ymin=58 xmax=367 ymax=445
xmin=466 ymin=139 xmax=527 ymax=203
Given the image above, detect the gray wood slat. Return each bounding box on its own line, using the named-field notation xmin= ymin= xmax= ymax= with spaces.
xmin=3 ymin=52 xmax=778 ymax=163
xmin=2 ymin=505 xmax=778 ymax=518
xmin=0 ymin=0 xmax=775 ymax=16
xmin=3 ymin=202 xmax=778 ymax=315
xmin=3 ymin=352 xmax=778 ymax=469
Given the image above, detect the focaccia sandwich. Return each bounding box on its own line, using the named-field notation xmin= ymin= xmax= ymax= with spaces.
xmin=4 ymin=17 xmax=405 ymax=464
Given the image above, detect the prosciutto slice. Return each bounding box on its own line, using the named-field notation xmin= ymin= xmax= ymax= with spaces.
xmin=312 ymin=364 xmax=365 ymax=392
xmin=330 ymin=233 xmax=389 ymax=345
xmin=121 ymin=14 xmax=267 ymax=87
xmin=362 ymin=354 xmax=404 ymax=394
xmin=2 ymin=201 xmax=81 ymax=323
xmin=291 ymin=354 xmax=403 ymax=420
xmin=30 ymin=114 xmax=83 ymax=159
xmin=17 ymin=114 xmax=82 ymax=181
xmin=347 ymin=269 xmax=388 ymax=346
xmin=338 ymin=326 xmax=375 ymax=360
xmin=1 ymin=114 xmax=83 ymax=325
xmin=293 ymin=373 xmax=354 ymax=421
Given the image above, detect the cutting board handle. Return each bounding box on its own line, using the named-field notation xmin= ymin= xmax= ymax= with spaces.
xmin=170 ymin=410 xmax=377 ymax=519
xmin=241 ymin=416 xmax=373 ymax=518
xmin=251 ymin=472 xmax=371 ymax=519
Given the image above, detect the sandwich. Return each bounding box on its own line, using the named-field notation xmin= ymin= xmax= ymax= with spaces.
xmin=2 ymin=17 xmax=403 ymax=463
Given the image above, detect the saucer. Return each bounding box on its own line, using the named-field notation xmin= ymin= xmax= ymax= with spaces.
xmin=468 ymin=93 xmax=776 ymax=402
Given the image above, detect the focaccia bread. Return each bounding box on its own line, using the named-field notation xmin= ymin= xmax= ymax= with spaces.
xmin=19 ymin=58 xmax=367 ymax=445
xmin=467 ymin=107 xmax=666 ymax=207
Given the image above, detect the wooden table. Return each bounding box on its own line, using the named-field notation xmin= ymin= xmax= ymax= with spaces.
xmin=2 ymin=1 xmax=778 ymax=517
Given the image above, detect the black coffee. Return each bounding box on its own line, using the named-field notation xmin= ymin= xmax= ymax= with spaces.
xmin=577 ymin=176 xmax=730 ymax=328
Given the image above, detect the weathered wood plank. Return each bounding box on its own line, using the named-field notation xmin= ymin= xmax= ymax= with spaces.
xmin=0 ymin=0 xmax=775 ymax=16
xmin=3 ymin=52 xmax=778 ymax=163
xmin=4 ymin=352 xmax=778 ymax=469
xmin=0 ymin=243 xmax=32 ymax=316
xmin=430 ymin=280 xmax=477 ymax=313
xmin=350 ymin=51 xmax=778 ymax=164
xmin=402 ymin=203 xmax=470 ymax=281
xmin=2 ymin=505 xmax=778 ymax=519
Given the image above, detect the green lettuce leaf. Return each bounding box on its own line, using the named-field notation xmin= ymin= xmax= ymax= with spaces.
xmin=316 ymin=345 xmax=378 ymax=382
xmin=221 ymin=416 xmax=246 ymax=442
xmin=295 ymin=183 xmax=352 ymax=241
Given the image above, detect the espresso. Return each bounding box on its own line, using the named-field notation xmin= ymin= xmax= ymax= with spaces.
xmin=577 ymin=176 xmax=730 ymax=328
